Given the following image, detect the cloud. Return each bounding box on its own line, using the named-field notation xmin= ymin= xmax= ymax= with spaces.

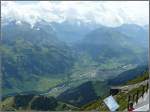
xmin=1 ymin=1 xmax=149 ymax=27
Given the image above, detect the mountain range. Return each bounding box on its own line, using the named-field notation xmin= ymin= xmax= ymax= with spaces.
xmin=1 ymin=19 xmax=149 ymax=109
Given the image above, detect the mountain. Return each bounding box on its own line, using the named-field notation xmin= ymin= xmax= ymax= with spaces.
xmin=1 ymin=19 xmax=148 ymax=109
xmin=1 ymin=2 xmax=149 ymax=111
xmin=57 ymin=81 xmax=110 ymax=107
xmin=116 ymin=24 xmax=149 ymax=47
xmin=2 ymin=1 xmax=148 ymax=28
xmin=1 ymin=20 xmax=75 ymax=96
xmin=76 ymin=24 xmax=148 ymax=66
xmin=50 ymin=20 xmax=99 ymax=43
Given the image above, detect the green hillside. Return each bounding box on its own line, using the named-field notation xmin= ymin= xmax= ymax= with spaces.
xmin=1 ymin=21 xmax=74 ymax=96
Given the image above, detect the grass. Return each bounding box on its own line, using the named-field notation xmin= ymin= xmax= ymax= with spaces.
xmin=81 ymin=97 xmax=108 ymax=111
xmin=0 ymin=97 xmax=16 ymax=111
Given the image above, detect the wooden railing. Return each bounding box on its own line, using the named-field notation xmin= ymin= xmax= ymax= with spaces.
xmin=127 ymin=82 xmax=149 ymax=110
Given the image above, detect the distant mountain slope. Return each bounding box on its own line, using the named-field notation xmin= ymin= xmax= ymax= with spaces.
xmin=116 ymin=24 xmax=149 ymax=47
xmin=51 ymin=20 xmax=99 ymax=43
xmin=1 ymin=20 xmax=75 ymax=96
xmin=76 ymin=24 xmax=148 ymax=65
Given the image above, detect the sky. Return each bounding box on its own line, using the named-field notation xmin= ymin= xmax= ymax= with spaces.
xmin=1 ymin=1 xmax=149 ymax=27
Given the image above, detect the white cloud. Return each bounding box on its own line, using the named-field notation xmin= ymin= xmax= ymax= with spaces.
xmin=1 ymin=1 xmax=149 ymax=27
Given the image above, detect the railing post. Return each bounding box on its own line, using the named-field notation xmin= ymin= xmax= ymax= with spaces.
xmin=142 ymin=85 xmax=145 ymax=98
xmin=146 ymin=82 xmax=149 ymax=92
xmin=136 ymin=90 xmax=139 ymax=104
xmin=128 ymin=94 xmax=131 ymax=110
xmin=132 ymin=94 xmax=135 ymax=102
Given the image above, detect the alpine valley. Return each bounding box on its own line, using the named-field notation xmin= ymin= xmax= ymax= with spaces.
xmin=1 ymin=19 xmax=149 ymax=110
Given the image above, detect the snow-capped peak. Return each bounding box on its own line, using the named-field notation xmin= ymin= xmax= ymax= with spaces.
xmin=1 ymin=1 xmax=149 ymax=27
